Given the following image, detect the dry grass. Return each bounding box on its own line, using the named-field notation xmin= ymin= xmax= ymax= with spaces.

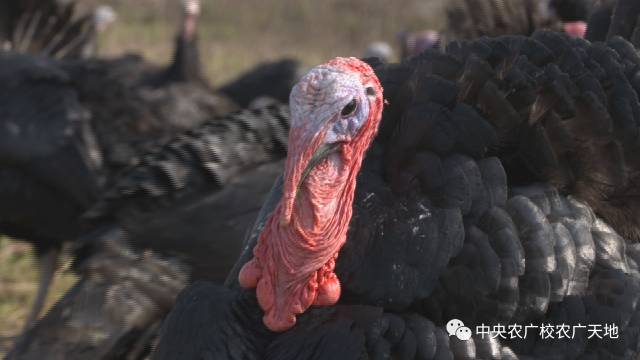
xmin=97 ymin=0 xmax=447 ymax=84
xmin=0 ymin=0 xmax=446 ymax=355
xmin=0 ymin=237 xmax=77 ymax=355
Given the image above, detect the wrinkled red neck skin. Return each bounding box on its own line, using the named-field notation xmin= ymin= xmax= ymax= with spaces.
xmin=238 ymin=145 xmax=358 ymax=331
xmin=239 ymin=61 xmax=383 ymax=332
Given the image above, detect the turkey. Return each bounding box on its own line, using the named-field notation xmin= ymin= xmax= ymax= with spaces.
xmin=400 ymin=0 xmax=595 ymax=60
xmin=549 ymin=0 xmax=595 ymax=38
xmin=0 ymin=0 xmax=109 ymax=59
xmin=0 ymin=0 xmax=303 ymax=340
xmin=399 ymin=30 xmax=442 ymax=60
xmin=0 ymin=51 xmax=102 ymax=333
xmin=6 ymin=100 xmax=291 ymax=359
xmin=82 ymin=99 xmax=290 ymax=282
xmin=58 ymin=0 xmax=301 ymax=174
xmin=443 ymin=0 xmax=594 ymax=43
xmin=0 ymin=0 xmax=239 ymax=334
xmin=154 ymin=0 xmax=640 ymax=359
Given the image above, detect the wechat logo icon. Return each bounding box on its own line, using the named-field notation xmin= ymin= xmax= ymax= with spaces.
xmin=446 ymin=319 xmax=473 ymax=341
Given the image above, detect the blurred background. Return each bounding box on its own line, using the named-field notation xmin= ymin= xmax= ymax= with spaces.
xmin=83 ymin=0 xmax=444 ymax=83
xmin=0 ymin=0 xmax=446 ymax=352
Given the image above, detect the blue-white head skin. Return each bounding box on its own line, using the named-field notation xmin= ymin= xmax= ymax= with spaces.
xmin=282 ymin=57 xmax=384 ymax=224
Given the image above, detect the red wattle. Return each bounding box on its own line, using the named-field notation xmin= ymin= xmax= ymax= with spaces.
xmin=238 ymin=258 xmax=261 ymax=288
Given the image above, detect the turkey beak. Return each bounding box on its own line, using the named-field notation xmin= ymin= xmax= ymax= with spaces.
xmin=297 ymin=142 xmax=342 ymax=190
xmin=281 ymin=136 xmax=341 ymax=226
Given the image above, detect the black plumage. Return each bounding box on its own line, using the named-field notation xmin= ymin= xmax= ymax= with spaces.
xmin=155 ymin=1 xmax=640 ymax=358
xmin=0 ymin=0 xmax=300 ymax=333
xmin=549 ymin=0 xmax=595 ymax=22
xmin=585 ymin=2 xmax=615 ymax=42
xmin=0 ymin=43 xmax=236 ymax=331
xmin=443 ymin=0 xmax=563 ymax=43
xmin=443 ymin=0 xmax=598 ymax=50
xmin=84 ymin=102 xmax=290 ymax=281
xmin=0 ymin=52 xmax=100 ymax=331
xmin=9 ymin=103 xmax=291 ymax=359
xmin=219 ymin=59 xmax=303 ymax=108
xmin=8 ymin=232 xmax=189 ymax=360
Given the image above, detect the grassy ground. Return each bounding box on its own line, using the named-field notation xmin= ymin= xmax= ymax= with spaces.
xmin=0 ymin=0 xmax=445 ymax=355
xmin=96 ymin=0 xmax=447 ymax=84
xmin=0 ymin=237 xmax=76 ymax=354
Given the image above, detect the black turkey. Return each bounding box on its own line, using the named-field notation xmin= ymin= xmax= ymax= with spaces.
xmin=0 ymin=2 xmax=303 ymax=345
xmin=443 ymin=0 xmax=594 ymax=43
xmin=549 ymin=0 xmax=595 ymax=22
xmin=0 ymin=0 xmax=302 ymax=352
xmin=6 ymin=100 xmax=291 ymax=359
xmin=401 ymin=0 xmax=595 ymax=59
xmin=83 ymin=100 xmax=290 ymax=282
xmin=154 ymin=0 xmax=640 ymax=359
xmin=0 ymin=0 xmax=237 ymax=333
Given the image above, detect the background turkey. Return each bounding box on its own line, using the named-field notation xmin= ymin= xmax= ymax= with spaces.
xmin=399 ymin=0 xmax=596 ymax=59
xmin=6 ymin=98 xmax=291 ymax=359
xmin=0 ymin=0 xmax=112 ymax=59
xmin=154 ymin=0 xmax=640 ymax=359
xmin=83 ymin=99 xmax=290 ymax=282
xmin=0 ymin=0 xmax=296 ymax=337
xmin=442 ymin=0 xmax=594 ymax=43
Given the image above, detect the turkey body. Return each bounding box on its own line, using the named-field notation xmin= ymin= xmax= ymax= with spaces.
xmin=86 ymin=102 xmax=290 ymax=281
xmin=402 ymin=0 xmax=594 ymax=60
xmin=218 ymin=59 xmax=303 ymax=107
xmin=0 ymin=1 xmax=302 ymax=356
xmin=444 ymin=0 xmax=562 ymax=42
xmin=154 ymin=1 xmax=640 ymax=359
xmin=0 ymin=47 xmax=240 ymax=352
xmin=0 ymin=2 xmax=303 ymax=352
xmin=0 ymin=51 xmax=100 ymax=265
xmin=0 ymin=0 xmax=294 ymax=272
xmin=443 ymin=0 xmax=595 ymax=44
xmin=0 ymin=44 xmax=238 ymax=262
xmin=7 ymin=102 xmax=291 ymax=359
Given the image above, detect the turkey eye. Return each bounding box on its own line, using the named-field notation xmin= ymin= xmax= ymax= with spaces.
xmin=366 ymin=87 xmax=376 ymax=96
xmin=341 ymin=98 xmax=358 ymax=117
